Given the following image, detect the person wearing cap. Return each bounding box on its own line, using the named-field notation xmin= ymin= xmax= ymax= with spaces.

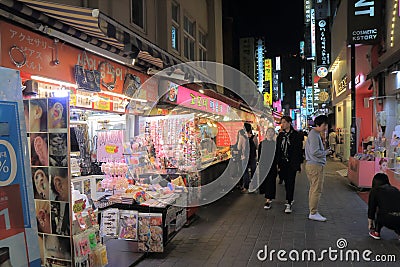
xmin=276 ymin=116 xmax=303 ymax=213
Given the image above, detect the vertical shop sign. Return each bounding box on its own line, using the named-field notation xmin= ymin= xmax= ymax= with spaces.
xmin=272 ymin=71 xmax=279 ymax=102
xmin=304 ymin=0 xmax=312 ymax=24
xmin=310 ymin=9 xmax=316 ymax=57
xmin=347 ymin=0 xmax=383 ymax=44
xmin=256 ymin=38 xmax=265 ymax=93
xmin=264 ymin=59 xmax=272 ymax=105
xmin=306 ymin=86 xmax=314 ymax=115
xmin=315 ymin=18 xmax=331 ymax=67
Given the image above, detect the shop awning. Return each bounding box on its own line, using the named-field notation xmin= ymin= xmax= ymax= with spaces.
xmin=367 ymin=49 xmax=400 ymax=80
xmin=0 ymin=0 xmax=208 ymax=80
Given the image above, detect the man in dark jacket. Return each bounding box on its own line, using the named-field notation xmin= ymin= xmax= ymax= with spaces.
xmin=368 ymin=173 xmax=400 ymax=240
xmin=276 ymin=116 xmax=303 ymax=213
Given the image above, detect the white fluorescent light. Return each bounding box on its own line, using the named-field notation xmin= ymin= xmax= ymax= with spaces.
xmin=85 ymin=47 xmax=129 ymax=66
xmin=131 ymin=98 xmax=148 ymax=103
xmin=31 ymin=75 xmax=77 ymax=88
xmin=199 ymin=89 xmax=204 ymax=94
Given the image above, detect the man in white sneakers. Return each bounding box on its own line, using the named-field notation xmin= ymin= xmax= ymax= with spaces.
xmin=305 ymin=115 xmax=331 ymax=222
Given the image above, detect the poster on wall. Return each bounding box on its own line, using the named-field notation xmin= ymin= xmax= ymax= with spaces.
xmin=24 ymin=96 xmax=72 ymax=266
xmin=375 ymin=157 xmax=389 ymax=175
xmin=0 ymin=67 xmax=41 ymax=266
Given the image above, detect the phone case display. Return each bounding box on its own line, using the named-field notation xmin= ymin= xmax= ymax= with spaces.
xmin=139 ymin=114 xmax=199 ymax=172
xmin=24 ymin=97 xmax=73 ymax=266
xmin=118 ymin=210 xmax=138 ymax=240
xmin=138 ymin=213 xmax=163 ymax=252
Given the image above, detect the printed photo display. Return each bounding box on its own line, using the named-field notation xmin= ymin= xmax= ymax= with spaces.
xmin=25 ymin=97 xmax=72 ymax=265
xmin=48 ymin=98 xmax=68 ymax=131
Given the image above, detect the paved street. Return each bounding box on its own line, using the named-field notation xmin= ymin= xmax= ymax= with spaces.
xmin=135 ymin=160 xmax=400 ymax=266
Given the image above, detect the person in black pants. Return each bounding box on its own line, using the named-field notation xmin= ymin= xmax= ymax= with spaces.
xmin=368 ymin=172 xmax=400 ymax=240
xmin=241 ymin=123 xmax=258 ymax=193
xmin=258 ymin=127 xmax=278 ymax=209
xmin=276 ymin=116 xmax=303 ymax=213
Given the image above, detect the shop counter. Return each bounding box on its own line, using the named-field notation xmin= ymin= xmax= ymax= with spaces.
xmin=347 ymin=157 xmax=375 ymax=188
xmin=200 ymin=158 xmax=231 ymax=185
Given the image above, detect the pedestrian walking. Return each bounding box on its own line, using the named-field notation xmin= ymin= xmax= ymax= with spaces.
xmin=240 ymin=122 xmax=258 ymax=193
xmin=305 ymin=115 xmax=331 ymax=222
xmin=368 ymin=172 xmax=400 ymax=240
xmin=258 ymin=126 xmax=278 ymax=209
xmin=276 ymin=116 xmax=303 ymax=213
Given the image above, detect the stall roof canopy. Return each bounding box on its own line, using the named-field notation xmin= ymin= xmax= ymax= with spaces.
xmin=0 ymin=0 xmax=208 ymax=80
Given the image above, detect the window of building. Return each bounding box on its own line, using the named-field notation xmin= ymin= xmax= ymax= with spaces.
xmin=172 ymin=1 xmax=179 ymax=23
xmin=131 ymin=0 xmax=144 ymax=29
xmin=199 ymin=31 xmax=207 ymax=68
xmin=171 ymin=2 xmax=180 ymax=51
xmin=183 ymin=16 xmax=195 ymax=60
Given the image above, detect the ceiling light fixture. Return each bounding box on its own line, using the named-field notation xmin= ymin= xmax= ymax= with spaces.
xmin=31 ymin=75 xmax=77 ymax=88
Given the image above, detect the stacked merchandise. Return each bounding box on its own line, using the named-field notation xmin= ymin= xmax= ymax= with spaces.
xmin=100 ymin=209 xmax=163 ymax=252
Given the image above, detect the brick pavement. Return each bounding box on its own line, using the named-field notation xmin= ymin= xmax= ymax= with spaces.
xmin=134 ymin=160 xmax=400 ymax=267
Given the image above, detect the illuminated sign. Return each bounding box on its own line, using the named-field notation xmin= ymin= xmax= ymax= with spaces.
xmin=264 ymin=59 xmax=272 ymax=105
xmin=256 ymin=38 xmax=265 ymax=93
xmin=336 ymin=75 xmax=347 ymax=96
xmin=304 ymin=0 xmax=312 ymax=24
xmin=165 ymin=82 xmax=229 ymax=115
xmin=296 ymin=91 xmax=301 ymax=108
xmin=316 ymin=18 xmax=331 ymax=67
xmin=348 ymin=0 xmax=383 ymax=44
xmin=311 ymin=9 xmax=316 ymax=57
xmin=306 ymin=86 xmax=314 ymax=115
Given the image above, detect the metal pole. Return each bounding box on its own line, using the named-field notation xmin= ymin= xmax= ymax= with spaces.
xmin=350 ymin=44 xmax=357 ymax=156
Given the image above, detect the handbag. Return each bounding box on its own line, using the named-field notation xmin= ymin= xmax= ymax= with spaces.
xmin=123 ymin=73 xmax=141 ymax=98
xmin=74 ymin=51 xmax=101 ymax=92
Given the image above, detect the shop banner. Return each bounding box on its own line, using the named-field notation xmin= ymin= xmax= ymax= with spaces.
xmin=0 ymin=67 xmax=40 ymax=266
xmin=216 ymin=121 xmax=244 ymax=147
xmin=0 ymin=21 xmax=158 ymax=100
xmin=164 ymin=82 xmax=230 ymax=116
xmin=315 ymin=18 xmax=331 ymax=67
xmin=347 ymin=0 xmax=383 ymax=44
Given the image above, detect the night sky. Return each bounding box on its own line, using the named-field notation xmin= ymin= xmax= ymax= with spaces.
xmin=224 ymin=0 xmax=305 ymax=57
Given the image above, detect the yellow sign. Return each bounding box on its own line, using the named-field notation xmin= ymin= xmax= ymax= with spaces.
xmin=264 ymin=59 xmax=273 ymax=105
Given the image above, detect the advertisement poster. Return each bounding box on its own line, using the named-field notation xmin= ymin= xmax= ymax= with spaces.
xmin=375 ymin=157 xmax=389 ymax=174
xmin=0 ymin=67 xmax=40 ymax=266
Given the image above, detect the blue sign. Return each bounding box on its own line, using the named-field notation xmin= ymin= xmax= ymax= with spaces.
xmin=0 ymin=101 xmax=30 ymax=226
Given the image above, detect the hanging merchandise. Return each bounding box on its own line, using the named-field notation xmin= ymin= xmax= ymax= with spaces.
xmin=96 ymin=129 xmax=124 ymax=162
xmin=123 ymin=73 xmax=141 ymax=98
xmin=74 ymin=51 xmax=101 ymax=92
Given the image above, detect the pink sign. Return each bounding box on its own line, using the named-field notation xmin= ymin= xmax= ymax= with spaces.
xmin=165 ymin=82 xmax=229 ymax=115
